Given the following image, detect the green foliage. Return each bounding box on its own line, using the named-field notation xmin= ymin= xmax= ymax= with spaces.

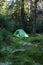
xmin=0 ymin=28 xmax=12 ymax=46
xmin=0 ymin=34 xmax=43 ymax=65
xmin=36 ymin=14 xmax=43 ymax=33
xmin=0 ymin=0 xmax=43 ymax=65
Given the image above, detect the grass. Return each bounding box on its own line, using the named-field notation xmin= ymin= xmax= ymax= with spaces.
xmin=11 ymin=34 xmax=43 ymax=64
xmin=0 ymin=34 xmax=43 ymax=65
xmin=12 ymin=34 xmax=43 ymax=43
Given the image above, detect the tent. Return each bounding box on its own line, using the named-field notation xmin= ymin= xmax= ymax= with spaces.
xmin=13 ymin=29 xmax=29 ymax=38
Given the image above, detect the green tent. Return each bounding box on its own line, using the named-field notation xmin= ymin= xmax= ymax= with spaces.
xmin=13 ymin=29 xmax=28 ymax=38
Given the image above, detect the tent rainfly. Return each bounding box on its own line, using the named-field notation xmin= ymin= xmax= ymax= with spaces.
xmin=13 ymin=29 xmax=29 ymax=38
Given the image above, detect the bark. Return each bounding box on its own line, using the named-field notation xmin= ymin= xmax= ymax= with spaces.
xmin=21 ymin=0 xmax=26 ymax=30
xmin=33 ymin=0 xmax=39 ymax=34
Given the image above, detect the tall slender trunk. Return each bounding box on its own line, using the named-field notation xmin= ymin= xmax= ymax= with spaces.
xmin=30 ymin=0 xmax=32 ymax=12
xmin=21 ymin=0 xmax=26 ymax=30
xmin=33 ymin=0 xmax=39 ymax=34
xmin=33 ymin=1 xmax=37 ymax=34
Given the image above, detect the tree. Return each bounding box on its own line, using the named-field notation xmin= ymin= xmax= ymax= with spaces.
xmin=32 ymin=0 xmax=39 ymax=34
xmin=21 ymin=0 xmax=27 ymax=30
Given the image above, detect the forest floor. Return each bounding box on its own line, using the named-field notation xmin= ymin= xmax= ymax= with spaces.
xmin=0 ymin=34 xmax=43 ymax=65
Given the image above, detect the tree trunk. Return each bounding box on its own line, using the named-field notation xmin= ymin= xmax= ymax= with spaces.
xmin=33 ymin=0 xmax=39 ymax=34
xmin=33 ymin=0 xmax=37 ymax=34
xmin=21 ymin=0 xmax=26 ymax=30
